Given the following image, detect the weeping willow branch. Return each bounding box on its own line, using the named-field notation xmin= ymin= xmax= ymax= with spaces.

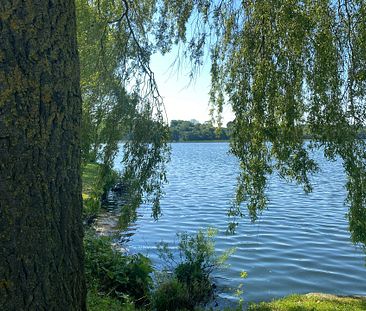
xmin=77 ymin=0 xmax=170 ymax=224
xmin=156 ymin=0 xmax=366 ymax=245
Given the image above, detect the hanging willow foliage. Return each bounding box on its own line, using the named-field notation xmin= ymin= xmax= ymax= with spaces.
xmin=77 ymin=0 xmax=365 ymax=245
xmin=76 ymin=0 xmax=170 ymax=222
xmin=156 ymin=0 xmax=366 ymax=245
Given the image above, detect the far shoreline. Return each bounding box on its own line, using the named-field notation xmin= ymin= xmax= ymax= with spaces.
xmin=170 ymin=140 xmax=230 ymax=143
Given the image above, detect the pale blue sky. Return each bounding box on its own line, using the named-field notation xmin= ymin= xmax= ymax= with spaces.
xmin=150 ymin=48 xmax=234 ymax=125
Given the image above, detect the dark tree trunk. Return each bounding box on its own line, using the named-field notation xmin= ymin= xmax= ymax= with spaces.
xmin=0 ymin=1 xmax=86 ymax=310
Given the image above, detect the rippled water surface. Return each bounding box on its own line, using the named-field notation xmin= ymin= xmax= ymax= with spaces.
xmin=114 ymin=142 xmax=366 ymax=304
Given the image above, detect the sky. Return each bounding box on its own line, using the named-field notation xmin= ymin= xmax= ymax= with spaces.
xmin=150 ymin=48 xmax=234 ymax=126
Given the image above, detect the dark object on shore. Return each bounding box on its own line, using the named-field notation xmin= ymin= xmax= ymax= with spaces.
xmin=83 ymin=214 xmax=97 ymax=227
xmin=101 ymin=191 xmax=108 ymax=205
xmin=111 ymin=182 xmax=127 ymax=194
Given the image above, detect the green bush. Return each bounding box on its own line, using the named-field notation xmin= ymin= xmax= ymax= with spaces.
xmin=153 ymin=229 xmax=234 ymax=310
xmin=83 ymin=196 xmax=101 ymax=221
xmin=81 ymin=162 xmax=121 ymax=224
xmin=84 ymin=231 xmax=153 ymax=307
xmin=87 ymin=289 xmax=137 ymax=311
xmin=175 ymin=261 xmax=212 ymax=305
xmin=99 ymin=164 xmax=121 ymax=193
xmin=152 ymin=278 xmax=190 ymax=311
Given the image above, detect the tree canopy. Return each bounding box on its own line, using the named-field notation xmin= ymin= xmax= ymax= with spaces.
xmin=76 ymin=0 xmax=366 ymax=247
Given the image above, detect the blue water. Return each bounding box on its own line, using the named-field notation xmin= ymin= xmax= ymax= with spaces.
xmin=114 ymin=142 xmax=366 ymax=304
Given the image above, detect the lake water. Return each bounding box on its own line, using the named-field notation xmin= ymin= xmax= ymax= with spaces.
xmin=114 ymin=142 xmax=366 ymax=305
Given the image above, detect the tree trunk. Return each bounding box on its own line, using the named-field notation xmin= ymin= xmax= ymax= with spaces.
xmin=0 ymin=1 xmax=86 ymax=310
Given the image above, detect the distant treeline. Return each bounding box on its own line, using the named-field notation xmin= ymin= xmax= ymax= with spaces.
xmin=169 ymin=120 xmax=231 ymax=142
xmin=169 ymin=120 xmax=366 ymax=142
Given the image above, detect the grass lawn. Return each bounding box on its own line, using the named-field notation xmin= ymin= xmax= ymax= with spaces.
xmin=82 ymin=163 xmax=100 ymax=199
xmin=81 ymin=162 xmax=103 ymax=220
xmin=248 ymin=293 xmax=366 ymax=311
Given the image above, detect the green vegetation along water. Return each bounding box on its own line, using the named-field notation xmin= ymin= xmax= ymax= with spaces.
xmin=113 ymin=142 xmax=366 ymax=306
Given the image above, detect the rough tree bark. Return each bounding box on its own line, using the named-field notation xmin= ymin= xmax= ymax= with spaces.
xmin=0 ymin=1 xmax=86 ymax=310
